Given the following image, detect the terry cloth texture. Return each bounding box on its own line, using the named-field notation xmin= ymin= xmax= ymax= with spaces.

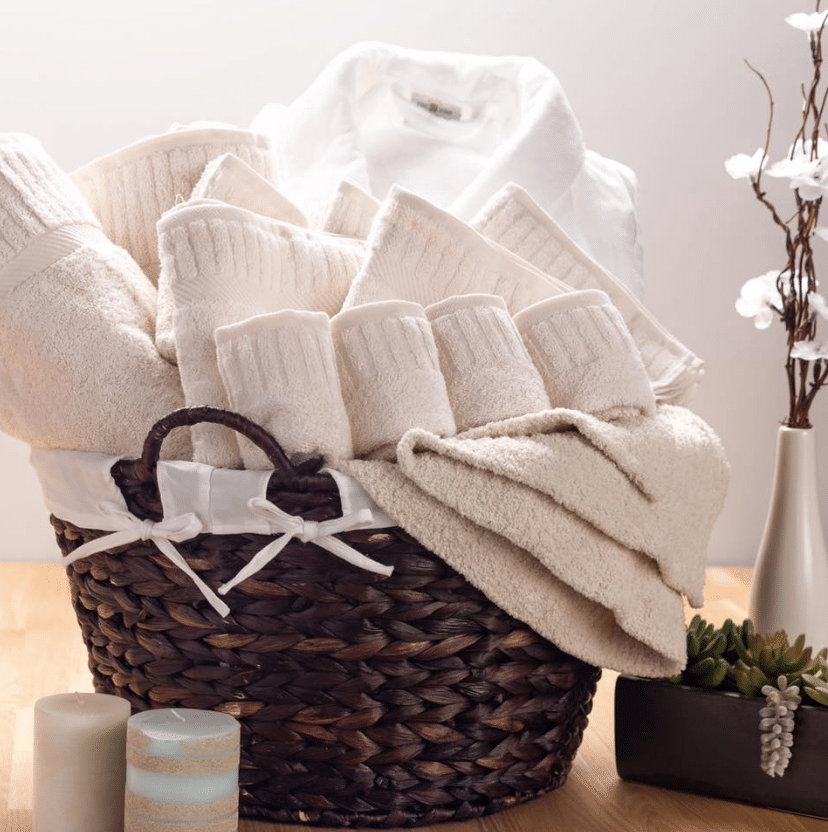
xmin=342 ymin=405 xmax=730 ymax=676
xmin=73 ymin=125 xmax=275 ymax=283
xmin=342 ymin=187 xmax=571 ymax=312
xmin=425 ymin=294 xmax=550 ymax=431
xmin=215 ymin=310 xmax=353 ymax=469
xmin=331 ymin=300 xmax=456 ymax=459
xmin=158 ymin=199 xmax=364 ymax=467
xmin=473 ymin=183 xmax=703 ymax=404
xmin=321 ymin=180 xmax=380 ymax=238
xmin=0 ymin=133 xmax=189 ymax=459
xmin=252 ymin=41 xmax=644 ymax=298
xmin=514 ymin=289 xmax=656 ymax=419
xmin=191 ymin=152 xmax=308 ymax=227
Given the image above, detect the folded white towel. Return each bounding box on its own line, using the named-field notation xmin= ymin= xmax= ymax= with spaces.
xmin=158 ymin=200 xmax=364 ymax=467
xmin=215 ymin=310 xmax=353 ymax=469
xmin=191 ymin=152 xmax=308 ymax=227
xmin=514 ymin=289 xmax=656 ymax=419
xmin=0 ymin=134 xmax=189 ymax=459
xmin=342 ymin=187 xmax=571 ymax=312
xmin=425 ymin=294 xmax=550 ymax=431
xmin=73 ymin=125 xmax=275 ymax=283
xmin=473 ymin=183 xmax=704 ymax=404
xmin=331 ymin=300 xmax=456 ymax=459
xmin=321 ymin=180 xmax=380 ymax=238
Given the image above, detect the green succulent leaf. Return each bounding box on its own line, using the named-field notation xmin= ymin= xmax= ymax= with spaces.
xmin=749 ymin=665 xmax=771 ymax=690
xmin=687 ymin=631 xmax=701 ymax=659
xmin=735 ymin=668 xmax=758 ymax=697
xmin=699 ymin=659 xmax=730 ymax=689
xmin=733 ymin=634 xmax=752 ymax=665
xmin=688 ymin=656 xmax=717 ymax=677
xmin=697 ymin=632 xmax=728 ymax=662
xmin=804 ymin=686 xmax=828 ymax=707
xmin=758 ymin=646 xmax=779 ymax=675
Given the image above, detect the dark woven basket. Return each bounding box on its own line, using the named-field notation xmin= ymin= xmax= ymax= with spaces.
xmin=52 ymin=406 xmax=601 ymax=828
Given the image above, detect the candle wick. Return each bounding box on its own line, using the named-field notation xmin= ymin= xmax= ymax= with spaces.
xmin=75 ymin=691 xmax=85 ymax=706
xmin=170 ymin=709 xmax=186 ymax=722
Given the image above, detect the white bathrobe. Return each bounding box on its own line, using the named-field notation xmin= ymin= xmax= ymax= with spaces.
xmin=252 ymin=41 xmax=644 ymax=299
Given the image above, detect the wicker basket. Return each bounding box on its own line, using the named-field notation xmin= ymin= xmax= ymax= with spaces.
xmin=51 ymin=407 xmax=601 ymax=828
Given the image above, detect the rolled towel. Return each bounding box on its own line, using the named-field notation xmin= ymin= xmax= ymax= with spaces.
xmin=425 ymin=294 xmax=550 ymax=431
xmin=191 ymin=152 xmax=308 ymax=227
xmin=331 ymin=300 xmax=456 ymax=459
xmin=342 ymin=187 xmax=571 ymax=312
xmin=321 ymin=180 xmax=380 ymax=239
xmin=473 ymin=183 xmax=704 ymax=404
xmin=215 ymin=310 xmax=353 ymax=469
xmin=158 ymin=200 xmax=364 ymax=467
xmin=0 ymin=133 xmax=189 ymax=459
xmin=73 ymin=125 xmax=275 ymax=283
xmin=514 ymin=289 xmax=656 ymax=419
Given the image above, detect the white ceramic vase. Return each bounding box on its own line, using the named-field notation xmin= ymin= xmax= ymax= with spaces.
xmin=749 ymin=426 xmax=828 ymax=652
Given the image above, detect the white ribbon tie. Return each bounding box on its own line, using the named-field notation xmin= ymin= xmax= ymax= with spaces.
xmin=62 ymin=502 xmax=230 ymax=617
xmin=217 ymin=497 xmax=393 ymax=595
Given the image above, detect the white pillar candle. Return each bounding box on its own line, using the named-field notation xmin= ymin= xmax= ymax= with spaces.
xmin=125 ymin=708 xmax=240 ymax=832
xmin=33 ymin=691 xmax=131 ymax=832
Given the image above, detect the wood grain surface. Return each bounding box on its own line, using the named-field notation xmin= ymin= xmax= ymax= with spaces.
xmin=2 ymin=563 xmax=827 ymax=832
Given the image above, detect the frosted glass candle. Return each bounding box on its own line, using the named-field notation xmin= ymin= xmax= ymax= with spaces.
xmin=125 ymin=708 xmax=240 ymax=832
xmin=33 ymin=691 xmax=131 ymax=832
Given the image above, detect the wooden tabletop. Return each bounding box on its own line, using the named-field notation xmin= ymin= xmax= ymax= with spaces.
xmin=2 ymin=563 xmax=827 ymax=832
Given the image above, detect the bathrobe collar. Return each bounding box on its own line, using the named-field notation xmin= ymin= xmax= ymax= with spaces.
xmin=257 ymin=41 xmax=587 ymax=222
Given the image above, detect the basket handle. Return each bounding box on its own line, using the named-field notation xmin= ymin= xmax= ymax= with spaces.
xmin=139 ymin=406 xmax=330 ymax=491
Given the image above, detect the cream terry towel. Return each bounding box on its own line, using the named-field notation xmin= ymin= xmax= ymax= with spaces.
xmin=473 ymin=183 xmax=704 ymax=404
xmin=342 ymin=405 xmax=729 ymax=675
xmin=341 ymin=457 xmax=686 ymax=678
xmin=425 ymin=294 xmax=550 ymax=431
xmin=73 ymin=125 xmax=275 ymax=283
xmin=342 ymin=187 xmax=572 ymax=312
xmin=215 ymin=310 xmax=353 ymax=469
xmin=514 ymin=289 xmax=656 ymax=419
xmin=0 ymin=134 xmax=189 ymax=459
xmin=158 ymin=200 xmax=364 ymax=467
xmin=191 ymin=152 xmax=308 ymax=227
xmin=321 ymin=180 xmax=380 ymax=239
xmin=331 ymin=300 xmax=456 ymax=459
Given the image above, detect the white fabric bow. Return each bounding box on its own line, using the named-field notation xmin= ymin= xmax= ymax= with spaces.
xmin=217 ymin=497 xmax=393 ymax=596
xmin=62 ymin=502 xmax=230 ymax=617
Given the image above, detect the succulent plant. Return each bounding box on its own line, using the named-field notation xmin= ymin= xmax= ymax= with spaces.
xmin=667 ymin=616 xmax=828 ymax=779
xmin=731 ymin=629 xmax=827 ymax=697
xmin=759 ymin=676 xmax=801 ymax=777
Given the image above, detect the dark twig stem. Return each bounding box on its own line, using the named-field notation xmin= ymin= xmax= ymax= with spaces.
xmin=742 ymin=3 xmax=828 ymax=428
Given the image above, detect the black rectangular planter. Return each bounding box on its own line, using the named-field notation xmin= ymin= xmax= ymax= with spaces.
xmin=615 ymin=675 xmax=828 ymax=818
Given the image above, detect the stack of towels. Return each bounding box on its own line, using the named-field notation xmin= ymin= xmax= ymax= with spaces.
xmin=0 ymin=42 xmax=727 ymax=677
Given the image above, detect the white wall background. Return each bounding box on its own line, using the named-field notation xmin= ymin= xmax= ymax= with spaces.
xmin=0 ymin=0 xmax=825 ymax=564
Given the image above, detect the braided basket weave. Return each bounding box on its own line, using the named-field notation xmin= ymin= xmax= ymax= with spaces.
xmin=52 ymin=407 xmax=601 ymax=828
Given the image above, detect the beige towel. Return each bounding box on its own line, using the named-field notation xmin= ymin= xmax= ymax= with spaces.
xmin=341 ymin=405 xmax=729 ymax=675
xmin=158 ymin=200 xmax=364 ymax=467
xmin=342 ymin=187 xmax=571 ymax=312
xmin=514 ymin=289 xmax=656 ymax=419
xmin=425 ymin=294 xmax=550 ymax=431
xmin=73 ymin=125 xmax=275 ymax=283
xmin=331 ymin=300 xmax=456 ymax=459
xmin=215 ymin=310 xmax=353 ymax=468
xmin=321 ymin=180 xmax=380 ymax=238
xmin=191 ymin=152 xmax=308 ymax=227
xmin=473 ymin=183 xmax=704 ymax=404
xmin=341 ymin=459 xmax=686 ymax=677
xmin=0 ymin=133 xmax=189 ymax=459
